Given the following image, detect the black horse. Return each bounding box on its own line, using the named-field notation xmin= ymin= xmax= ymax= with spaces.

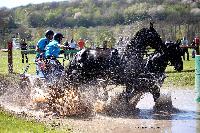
xmin=66 ymin=23 xmax=183 ymax=103
xmin=67 ymin=23 xmax=164 ymax=83
xmin=126 ymin=40 xmax=183 ymax=103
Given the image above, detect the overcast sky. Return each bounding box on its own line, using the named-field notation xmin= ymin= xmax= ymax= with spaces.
xmin=0 ymin=0 xmax=68 ymax=9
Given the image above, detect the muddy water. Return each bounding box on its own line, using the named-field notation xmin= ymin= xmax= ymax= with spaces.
xmin=0 ymin=83 xmax=200 ymax=133
xmin=58 ymin=89 xmax=200 ymax=133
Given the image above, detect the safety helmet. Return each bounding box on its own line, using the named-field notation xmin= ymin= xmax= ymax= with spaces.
xmin=54 ymin=33 xmax=64 ymax=43
xmin=45 ymin=30 xmax=54 ymax=37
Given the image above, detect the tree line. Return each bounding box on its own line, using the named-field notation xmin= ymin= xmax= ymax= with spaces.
xmin=0 ymin=0 xmax=200 ymax=48
xmin=11 ymin=0 xmax=200 ymax=28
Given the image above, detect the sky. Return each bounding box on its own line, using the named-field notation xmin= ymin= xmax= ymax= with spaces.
xmin=0 ymin=0 xmax=68 ymax=9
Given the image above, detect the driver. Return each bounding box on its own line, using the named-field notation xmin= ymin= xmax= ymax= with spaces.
xmin=35 ymin=30 xmax=54 ymax=59
xmin=45 ymin=33 xmax=65 ymax=59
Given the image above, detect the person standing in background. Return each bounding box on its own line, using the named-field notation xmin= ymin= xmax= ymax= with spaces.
xmin=90 ymin=42 xmax=96 ymax=49
xmin=69 ymin=38 xmax=77 ymax=50
xmin=69 ymin=38 xmax=77 ymax=59
xmin=63 ymin=40 xmax=70 ymax=60
xmin=181 ymin=36 xmax=189 ymax=61
xmin=78 ymin=38 xmax=85 ymax=50
xmin=102 ymin=40 xmax=108 ymax=50
xmin=191 ymin=39 xmax=196 ymax=58
xmin=20 ymin=38 xmax=28 ymax=63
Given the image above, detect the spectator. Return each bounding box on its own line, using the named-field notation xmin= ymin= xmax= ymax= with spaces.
xmin=117 ymin=36 xmax=123 ymax=47
xmin=195 ymin=36 xmax=200 ymax=55
xmin=69 ymin=39 xmax=77 ymax=59
xmin=63 ymin=40 xmax=70 ymax=60
xmin=181 ymin=37 xmax=189 ymax=61
xmin=191 ymin=40 xmax=196 ymax=58
xmin=90 ymin=42 xmax=96 ymax=49
xmin=78 ymin=38 xmax=85 ymax=50
xmin=102 ymin=40 xmax=108 ymax=50
xmin=20 ymin=39 xmax=28 ymax=63
xmin=69 ymin=39 xmax=77 ymax=50
xmin=64 ymin=40 xmax=70 ymax=49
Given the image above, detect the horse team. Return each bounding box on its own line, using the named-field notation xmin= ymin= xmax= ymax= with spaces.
xmin=64 ymin=22 xmax=183 ymax=103
xmin=35 ymin=22 xmax=184 ymax=106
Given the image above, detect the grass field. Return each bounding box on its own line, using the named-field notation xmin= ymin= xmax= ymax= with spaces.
xmin=165 ymin=58 xmax=195 ymax=87
xmin=0 ymin=107 xmax=70 ymax=133
xmin=0 ymin=50 xmax=69 ymax=74
xmin=0 ymin=49 xmax=196 ymax=87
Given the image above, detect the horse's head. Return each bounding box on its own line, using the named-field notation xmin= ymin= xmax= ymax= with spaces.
xmin=145 ymin=40 xmax=183 ymax=73
xmin=165 ymin=40 xmax=183 ymax=72
xmin=130 ymin=22 xmax=164 ymax=52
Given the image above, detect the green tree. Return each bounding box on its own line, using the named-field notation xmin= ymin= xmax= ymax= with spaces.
xmin=28 ymin=12 xmax=45 ymax=27
xmin=94 ymin=28 xmax=116 ymax=48
xmin=0 ymin=8 xmax=18 ymax=48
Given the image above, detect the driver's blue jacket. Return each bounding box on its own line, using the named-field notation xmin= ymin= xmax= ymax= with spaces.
xmin=45 ymin=40 xmax=60 ymax=58
xmin=36 ymin=37 xmax=49 ymax=58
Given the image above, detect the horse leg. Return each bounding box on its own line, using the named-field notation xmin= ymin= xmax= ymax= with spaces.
xmin=150 ymin=85 xmax=160 ymax=102
xmin=125 ymin=84 xmax=133 ymax=103
xmin=100 ymin=80 xmax=109 ymax=101
xmin=128 ymin=90 xmax=143 ymax=107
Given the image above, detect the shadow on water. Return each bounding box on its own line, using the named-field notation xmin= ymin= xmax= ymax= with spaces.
xmin=98 ymin=106 xmax=200 ymax=121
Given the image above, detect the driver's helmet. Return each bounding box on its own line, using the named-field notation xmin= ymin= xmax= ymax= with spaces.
xmin=45 ymin=30 xmax=54 ymax=37
xmin=54 ymin=33 xmax=64 ymax=43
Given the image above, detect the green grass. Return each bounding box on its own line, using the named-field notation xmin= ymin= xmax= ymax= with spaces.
xmin=165 ymin=60 xmax=195 ymax=87
xmin=0 ymin=108 xmax=70 ymax=133
xmin=164 ymin=49 xmax=195 ymax=87
xmin=0 ymin=50 xmax=36 ymax=74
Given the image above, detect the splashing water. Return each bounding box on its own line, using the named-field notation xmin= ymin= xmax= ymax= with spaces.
xmin=0 ymin=74 xmax=143 ymax=117
xmin=0 ymin=73 xmax=200 ymax=133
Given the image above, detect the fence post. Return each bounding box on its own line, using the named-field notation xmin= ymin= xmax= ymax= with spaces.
xmin=195 ymin=55 xmax=200 ymax=102
xmin=194 ymin=35 xmax=200 ymax=102
xmin=7 ymin=41 xmax=13 ymax=73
